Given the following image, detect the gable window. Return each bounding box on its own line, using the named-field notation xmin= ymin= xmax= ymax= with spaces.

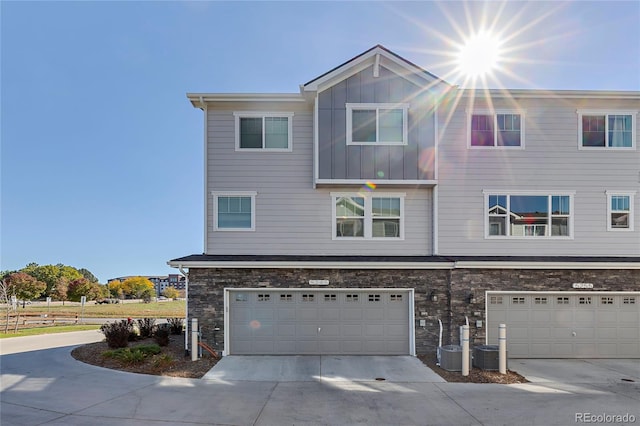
xmin=212 ymin=191 xmax=256 ymax=231
xmin=578 ymin=110 xmax=636 ymax=149
xmin=332 ymin=193 xmax=404 ymax=239
xmin=485 ymin=192 xmax=573 ymax=238
xmin=346 ymin=103 xmax=408 ymax=145
xmin=469 ymin=111 xmax=524 ymax=148
xmin=234 ymin=112 xmax=293 ymax=151
xmin=606 ymin=191 xmax=635 ymax=231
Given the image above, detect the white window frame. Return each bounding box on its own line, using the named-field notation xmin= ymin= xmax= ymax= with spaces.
xmin=483 ymin=190 xmax=575 ymax=239
xmin=331 ymin=192 xmax=405 ymax=240
xmin=467 ymin=109 xmax=526 ymax=149
xmin=606 ymin=191 xmax=636 ymax=232
xmin=212 ymin=191 xmax=257 ymax=231
xmin=346 ymin=103 xmax=409 ymax=146
xmin=577 ymin=110 xmax=637 ymax=150
xmin=233 ymin=112 xmax=294 ymax=152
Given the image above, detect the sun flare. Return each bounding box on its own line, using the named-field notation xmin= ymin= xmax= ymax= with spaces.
xmin=457 ymin=31 xmax=503 ymax=78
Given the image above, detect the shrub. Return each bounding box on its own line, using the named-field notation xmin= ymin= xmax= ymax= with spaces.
xmin=167 ymin=318 xmax=184 ymax=335
xmin=151 ymin=353 xmax=175 ymax=371
xmin=100 ymin=320 xmax=133 ymax=348
xmin=154 ymin=324 xmax=170 ymax=346
xmin=102 ymin=344 xmax=161 ymax=366
xmin=137 ymin=318 xmax=156 ymax=338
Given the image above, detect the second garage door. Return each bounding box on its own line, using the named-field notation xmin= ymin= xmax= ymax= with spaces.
xmin=487 ymin=291 xmax=640 ymax=358
xmin=227 ymin=289 xmax=412 ymax=355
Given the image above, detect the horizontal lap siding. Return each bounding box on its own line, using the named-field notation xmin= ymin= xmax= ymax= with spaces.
xmin=207 ymin=110 xmax=432 ymax=255
xmin=437 ymin=98 xmax=640 ymax=256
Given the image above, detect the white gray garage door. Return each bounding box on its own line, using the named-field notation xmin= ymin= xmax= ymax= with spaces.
xmin=227 ymin=289 xmax=412 ymax=355
xmin=487 ymin=292 xmax=640 ymax=358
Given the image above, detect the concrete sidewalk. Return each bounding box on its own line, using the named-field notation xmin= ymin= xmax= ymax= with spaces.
xmin=1 ymin=332 xmax=639 ymax=426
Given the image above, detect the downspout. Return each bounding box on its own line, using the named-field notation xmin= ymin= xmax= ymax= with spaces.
xmin=178 ymin=265 xmax=189 ymax=356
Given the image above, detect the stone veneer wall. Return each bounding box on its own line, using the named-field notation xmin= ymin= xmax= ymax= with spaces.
xmin=187 ymin=268 xmax=639 ymax=355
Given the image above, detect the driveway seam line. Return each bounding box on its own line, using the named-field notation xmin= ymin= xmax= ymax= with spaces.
xmin=433 ymin=382 xmax=485 ymax=425
xmin=252 ymin=381 xmax=279 ymax=426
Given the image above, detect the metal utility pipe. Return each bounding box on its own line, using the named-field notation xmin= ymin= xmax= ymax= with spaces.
xmin=499 ymin=323 xmax=507 ymax=374
xmin=462 ymin=325 xmax=470 ymax=376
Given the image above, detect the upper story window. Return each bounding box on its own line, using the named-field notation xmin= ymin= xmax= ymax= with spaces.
xmin=332 ymin=193 xmax=404 ymax=239
xmin=234 ymin=112 xmax=294 ymax=151
xmin=469 ymin=111 xmax=524 ymax=148
xmin=484 ymin=191 xmax=573 ymax=238
xmin=606 ymin=191 xmax=635 ymax=231
xmin=346 ymin=103 xmax=409 ymax=145
xmin=578 ymin=110 xmax=636 ymax=149
xmin=212 ymin=191 xmax=257 ymax=231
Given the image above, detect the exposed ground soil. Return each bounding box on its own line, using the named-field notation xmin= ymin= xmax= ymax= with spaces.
xmin=73 ymin=336 xmax=527 ymax=383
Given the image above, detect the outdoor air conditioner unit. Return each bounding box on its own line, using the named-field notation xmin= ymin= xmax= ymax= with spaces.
xmin=439 ymin=345 xmax=472 ymax=372
xmin=473 ymin=345 xmax=506 ymax=371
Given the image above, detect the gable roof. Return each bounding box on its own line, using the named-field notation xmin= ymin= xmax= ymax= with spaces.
xmin=302 ymin=44 xmax=452 ymax=93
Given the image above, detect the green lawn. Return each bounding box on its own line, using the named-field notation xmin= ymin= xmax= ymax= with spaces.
xmin=0 ymin=324 xmax=102 ymax=338
xmin=14 ymin=300 xmax=186 ymax=318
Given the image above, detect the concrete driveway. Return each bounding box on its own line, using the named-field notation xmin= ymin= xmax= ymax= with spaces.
xmin=1 ymin=332 xmax=639 ymax=426
xmin=203 ymin=355 xmax=445 ymax=382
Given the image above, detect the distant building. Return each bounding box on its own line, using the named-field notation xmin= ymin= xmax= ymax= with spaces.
xmin=107 ymin=274 xmax=186 ymax=296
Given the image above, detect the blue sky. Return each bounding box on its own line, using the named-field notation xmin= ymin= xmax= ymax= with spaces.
xmin=2 ymin=1 xmax=639 ymax=282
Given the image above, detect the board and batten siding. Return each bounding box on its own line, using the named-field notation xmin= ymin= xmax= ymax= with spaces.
xmin=317 ymin=64 xmax=436 ymax=182
xmin=206 ymin=109 xmax=433 ymax=255
xmin=437 ymin=97 xmax=640 ymax=256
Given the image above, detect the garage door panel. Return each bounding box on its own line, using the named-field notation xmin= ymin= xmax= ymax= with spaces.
xmin=341 ymin=309 xmax=363 ymax=320
xmin=342 ymin=340 xmax=363 ymax=352
xmin=531 ymin=328 xmax=551 ymax=339
xmin=364 ymin=324 xmax=384 ymax=337
xmin=318 ymin=324 xmax=339 ymax=337
xmin=229 ymin=289 xmax=410 ymax=355
xmin=278 ymin=308 xmax=296 ymax=320
xmin=277 ymin=324 xmax=296 ymax=337
xmin=364 ymin=309 xmax=385 ymax=320
xmin=488 ymin=291 xmax=640 ymax=359
xmin=618 ymin=327 xmax=639 ymax=339
xmin=574 ymin=311 xmax=595 ymax=323
xmin=386 ymin=324 xmax=408 ymax=335
xmin=530 ymin=343 xmax=552 ymax=357
xmin=342 ymin=324 xmax=363 ymax=336
xmin=552 ymin=343 xmax=573 ymax=356
xmin=319 ymin=308 xmax=340 ymax=320
xmin=531 ymin=311 xmax=552 ymax=322
xmin=619 ymin=312 xmax=639 ymax=322
xmin=297 ymin=308 xmax=319 ymax=320
xmin=319 ymin=341 xmax=340 ymax=353
xmin=296 ymin=324 xmax=319 ymax=337
xmin=596 ymin=327 xmax=617 ymax=339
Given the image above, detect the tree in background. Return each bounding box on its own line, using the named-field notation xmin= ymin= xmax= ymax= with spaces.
xmin=52 ymin=277 xmax=69 ymax=305
xmin=67 ymin=278 xmax=101 ymax=302
xmin=162 ymin=286 xmax=180 ymax=300
xmin=107 ymin=280 xmax=125 ymax=300
xmin=78 ymin=268 xmax=99 ymax=283
xmin=122 ymin=276 xmax=155 ymax=301
xmin=20 ymin=263 xmax=83 ymax=296
xmin=5 ymin=272 xmax=47 ymax=307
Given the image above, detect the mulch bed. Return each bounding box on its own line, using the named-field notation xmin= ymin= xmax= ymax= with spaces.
xmin=418 ymin=355 xmax=529 ymax=384
xmin=71 ymin=334 xmax=218 ymax=378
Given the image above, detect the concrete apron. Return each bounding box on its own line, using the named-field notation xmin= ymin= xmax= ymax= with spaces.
xmin=202 ymin=355 xmax=446 ymax=383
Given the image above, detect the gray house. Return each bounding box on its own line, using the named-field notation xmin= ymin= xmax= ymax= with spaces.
xmin=170 ymin=45 xmax=639 ymax=358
